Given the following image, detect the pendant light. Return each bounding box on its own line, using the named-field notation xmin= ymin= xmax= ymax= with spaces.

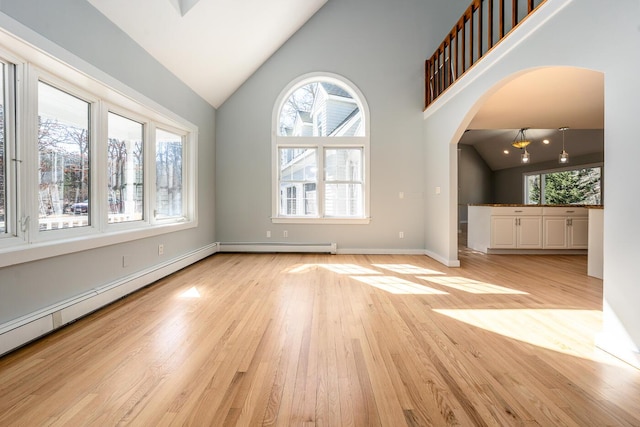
xmin=559 ymin=126 xmax=570 ymax=164
xmin=512 ymin=128 xmax=531 ymax=164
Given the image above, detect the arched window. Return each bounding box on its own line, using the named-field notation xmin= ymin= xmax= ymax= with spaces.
xmin=272 ymin=73 xmax=370 ymax=223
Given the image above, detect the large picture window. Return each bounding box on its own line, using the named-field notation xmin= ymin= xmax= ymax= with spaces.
xmin=0 ymin=29 xmax=198 ymax=266
xmin=273 ymin=74 xmax=370 ymax=223
xmin=524 ymin=166 xmax=602 ymax=205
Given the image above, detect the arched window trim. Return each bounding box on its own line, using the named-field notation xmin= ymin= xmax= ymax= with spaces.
xmin=272 ymin=72 xmax=370 ymax=224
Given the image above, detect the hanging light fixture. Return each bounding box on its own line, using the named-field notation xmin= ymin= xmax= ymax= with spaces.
xmin=558 ymin=126 xmax=570 ymax=164
xmin=512 ymin=128 xmax=531 ymax=163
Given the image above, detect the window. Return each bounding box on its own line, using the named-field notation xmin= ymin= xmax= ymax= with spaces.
xmin=0 ymin=29 xmax=198 ymax=266
xmin=273 ymin=73 xmax=370 ymax=223
xmin=38 ymin=82 xmax=91 ymax=231
xmin=107 ymin=112 xmax=144 ymax=223
xmin=0 ymin=62 xmax=7 ymax=236
xmin=155 ymin=129 xmax=184 ymax=219
xmin=524 ymin=166 xmax=602 ymax=205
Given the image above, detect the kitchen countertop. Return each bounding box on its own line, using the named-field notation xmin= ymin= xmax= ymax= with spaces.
xmin=469 ymin=204 xmax=604 ymax=208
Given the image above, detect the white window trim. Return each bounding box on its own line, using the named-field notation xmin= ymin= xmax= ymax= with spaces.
xmin=0 ymin=19 xmax=198 ymax=268
xmin=271 ymin=72 xmax=371 ymax=224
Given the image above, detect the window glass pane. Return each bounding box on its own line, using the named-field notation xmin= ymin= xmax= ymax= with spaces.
xmin=280 ymin=148 xmax=317 ymax=182
xmin=524 ymin=167 xmax=601 ymax=205
xmin=544 ymin=168 xmax=601 ymax=205
xmin=156 ymin=129 xmax=183 ymax=219
xmin=325 ymin=148 xmax=362 ymax=181
xmin=0 ymin=64 xmax=5 ymax=234
xmin=324 ymin=148 xmax=363 ymax=217
xmin=107 ymin=112 xmax=144 ymax=223
xmin=325 ymin=183 xmax=363 ymax=217
xmin=279 ymin=147 xmax=317 ymax=216
xmin=525 ymin=174 xmax=540 ymax=205
xmin=38 ymin=82 xmax=90 ymax=231
xmin=278 ymin=82 xmax=364 ymax=137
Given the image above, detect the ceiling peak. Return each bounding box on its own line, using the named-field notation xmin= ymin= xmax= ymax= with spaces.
xmin=168 ymin=0 xmax=201 ymax=16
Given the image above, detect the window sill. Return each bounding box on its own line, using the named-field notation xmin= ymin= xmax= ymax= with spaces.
xmin=271 ymin=217 xmax=371 ymax=225
xmin=0 ymin=219 xmax=197 ymax=268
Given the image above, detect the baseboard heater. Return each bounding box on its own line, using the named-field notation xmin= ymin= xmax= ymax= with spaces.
xmin=219 ymin=242 xmax=337 ymax=254
xmin=0 ymin=243 xmax=219 ymax=357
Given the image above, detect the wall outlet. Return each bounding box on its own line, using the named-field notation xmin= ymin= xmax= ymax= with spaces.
xmin=158 ymin=244 xmax=164 ymax=255
xmin=266 ymin=230 xmax=271 ymax=238
xmin=399 ymin=191 xmax=405 ymax=199
xmin=122 ymin=255 xmax=130 ymax=267
xmin=283 ymin=230 xmax=288 ymax=238
xmin=399 ymin=231 xmax=404 ymax=239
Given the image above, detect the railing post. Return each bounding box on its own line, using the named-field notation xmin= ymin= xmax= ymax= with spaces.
xmin=488 ymin=0 xmax=494 ymax=48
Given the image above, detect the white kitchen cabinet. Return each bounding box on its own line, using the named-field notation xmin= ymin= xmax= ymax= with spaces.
xmin=468 ymin=205 xmax=589 ymax=254
xmin=569 ymin=216 xmax=589 ymax=249
xmin=489 ymin=207 xmax=543 ymax=249
xmin=542 ymin=207 xmax=588 ymax=249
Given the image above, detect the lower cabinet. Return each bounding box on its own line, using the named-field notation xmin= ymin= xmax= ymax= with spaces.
xmin=468 ymin=205 xmax=590 ymax=253
xmin=490 ymin=207 xmax=543 ymax=249
xmin=491 ymin=216 xmax=544 ymax=249
xmin=542 ymin=207 xmax=588 ymax=249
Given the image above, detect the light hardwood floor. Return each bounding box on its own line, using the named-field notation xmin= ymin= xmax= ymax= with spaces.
xmin=1 ymin=249 xmax=639 ymax=426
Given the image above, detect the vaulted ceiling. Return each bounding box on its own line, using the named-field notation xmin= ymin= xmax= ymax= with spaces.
xmin=88 ymin=0 xmax=328 ymax=108
xmin=88 ymin=2 xmax=604 ymax=171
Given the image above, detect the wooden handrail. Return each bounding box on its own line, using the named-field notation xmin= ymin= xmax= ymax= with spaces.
xmin=425 ymin=0 xmax=547 ymax=109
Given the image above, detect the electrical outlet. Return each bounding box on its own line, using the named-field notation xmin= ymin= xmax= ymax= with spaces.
xmin=399 ymin=191 xmax=405 ymax=199
xmin=266 ymin=230 xmax=271 ymax=238
xmin=158 ymin=244 xmax=164 ymax=255
xmin=399 ymin=231 xmax=404 ymax=239
xmin=122 ymin=255 xmax=130 ymax=267
xmin=283 ymin=230 xmax=288 ymax=238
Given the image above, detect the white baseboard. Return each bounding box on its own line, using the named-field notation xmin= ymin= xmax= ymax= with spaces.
xmin=219 ymin=242 xmax=337 ymax=254
xmin=424 ymin=249 xmax=461 ymax=267
xmin=0 ymin=242 xmax=219 ymax=357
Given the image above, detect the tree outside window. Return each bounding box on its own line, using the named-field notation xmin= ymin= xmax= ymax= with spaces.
xmin=525 ymin=167 xmax=602 ymax=205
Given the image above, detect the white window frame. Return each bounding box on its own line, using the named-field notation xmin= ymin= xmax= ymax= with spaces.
xmin=152 ymin=123 xmax=191 ymax=224
xmin=0 ymin=24 xmax=198 ymax=268
xmin=272 ymin=72 xmax=370 ymax=224
xmin=0 ymin=57 xmax=17 ymax=241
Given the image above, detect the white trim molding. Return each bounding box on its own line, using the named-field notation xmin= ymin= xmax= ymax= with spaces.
xmin=0 ymin=243 xmax=219 ymax=357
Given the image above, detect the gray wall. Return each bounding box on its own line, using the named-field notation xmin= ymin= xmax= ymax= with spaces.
xmin=215 ymin=0 xmax=469 ymax=251
xmin=458 ymin=145 xmax=492 ymax=222
xmin=0 ymin=0 xmax=216 ymax=324
xmin=492 ymin=152 xmax=604 ymax=204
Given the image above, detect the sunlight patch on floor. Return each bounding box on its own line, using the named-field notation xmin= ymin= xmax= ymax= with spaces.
xmin=351 ymin=276 xmax=449 ymax=295
xmin=423 ymin=276 xmax=528 ymax=294
xmin=178 ymin=286 xmax=201 ymax=298
xmin=288 ymin=263 xmax=383 ymax=275
xmin=433 ymin=308 xmax=603 ymax=359
xmin=372 ymin=264 xmax=446 ymax=275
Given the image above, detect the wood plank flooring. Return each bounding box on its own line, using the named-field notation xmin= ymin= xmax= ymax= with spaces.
xmin=1 ymin=249 xmax=639 ymax=426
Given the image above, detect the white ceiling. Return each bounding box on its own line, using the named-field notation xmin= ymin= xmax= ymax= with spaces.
xmin=460 ymin=67 xmax=605 ymax=170
xmin=88 ymin=0 xmax=328 ymax=108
